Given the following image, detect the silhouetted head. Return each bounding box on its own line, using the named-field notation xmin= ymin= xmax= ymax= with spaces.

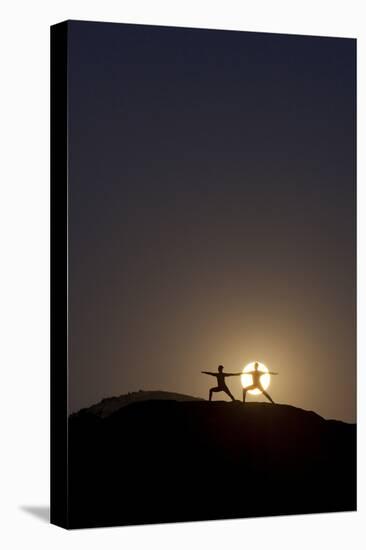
xmin=218 ymin=365 xmax=224 ymax=372
xmin=254 ymin=362 xmax=259 ymax=370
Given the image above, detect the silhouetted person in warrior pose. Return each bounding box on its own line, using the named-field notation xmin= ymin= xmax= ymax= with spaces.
xmin=242 ymin=361 xmax=278 ymax=403
xmin=202 ymin=365 xmax=242 ymax=401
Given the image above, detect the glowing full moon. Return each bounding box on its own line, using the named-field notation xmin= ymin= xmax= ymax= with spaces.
xmin=241 ymin=361 xmax=270 ymax=395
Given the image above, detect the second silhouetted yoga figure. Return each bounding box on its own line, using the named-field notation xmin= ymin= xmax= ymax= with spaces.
xmin=242 ymin=361 xmax=278 ymax=403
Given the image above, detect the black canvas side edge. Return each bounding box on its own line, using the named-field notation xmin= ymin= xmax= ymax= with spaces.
xmin=354 ymin=38 xmax=357 ymax=510
xmin=50 ymin=21 xmax=69 ymax=529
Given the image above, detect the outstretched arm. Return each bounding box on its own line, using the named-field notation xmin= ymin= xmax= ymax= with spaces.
xmin=201 ymin=371 xmax=215 ymax=376
xmin=224 ymin=372 xmax=243 ymax=377
xmin=267 ymin=372 xmax=279 ymax=375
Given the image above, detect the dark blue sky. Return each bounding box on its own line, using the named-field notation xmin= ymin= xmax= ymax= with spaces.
xmin=67 ymin=21 xmax=356 ymax=420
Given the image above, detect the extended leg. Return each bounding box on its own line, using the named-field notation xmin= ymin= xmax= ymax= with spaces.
xmin=262 ymin=390 xmax=275 ymax=404
xmin=223 ymin=387 xmax=236 ymax=401
xmin=243 ymin=385 xmax=256 ymax=403
xmin=209 ymin=387 xmax=219 ymax=401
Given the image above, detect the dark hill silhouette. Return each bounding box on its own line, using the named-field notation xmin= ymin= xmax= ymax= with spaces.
xmin=72 ymin=390 xmax=203 ymax=419
xmin=68 ymin=399 xmax=356 ymax=529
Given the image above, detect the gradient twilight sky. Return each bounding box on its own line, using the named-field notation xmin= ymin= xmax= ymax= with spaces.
xmin=67 ymin=21 xmax=356 ymax=421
